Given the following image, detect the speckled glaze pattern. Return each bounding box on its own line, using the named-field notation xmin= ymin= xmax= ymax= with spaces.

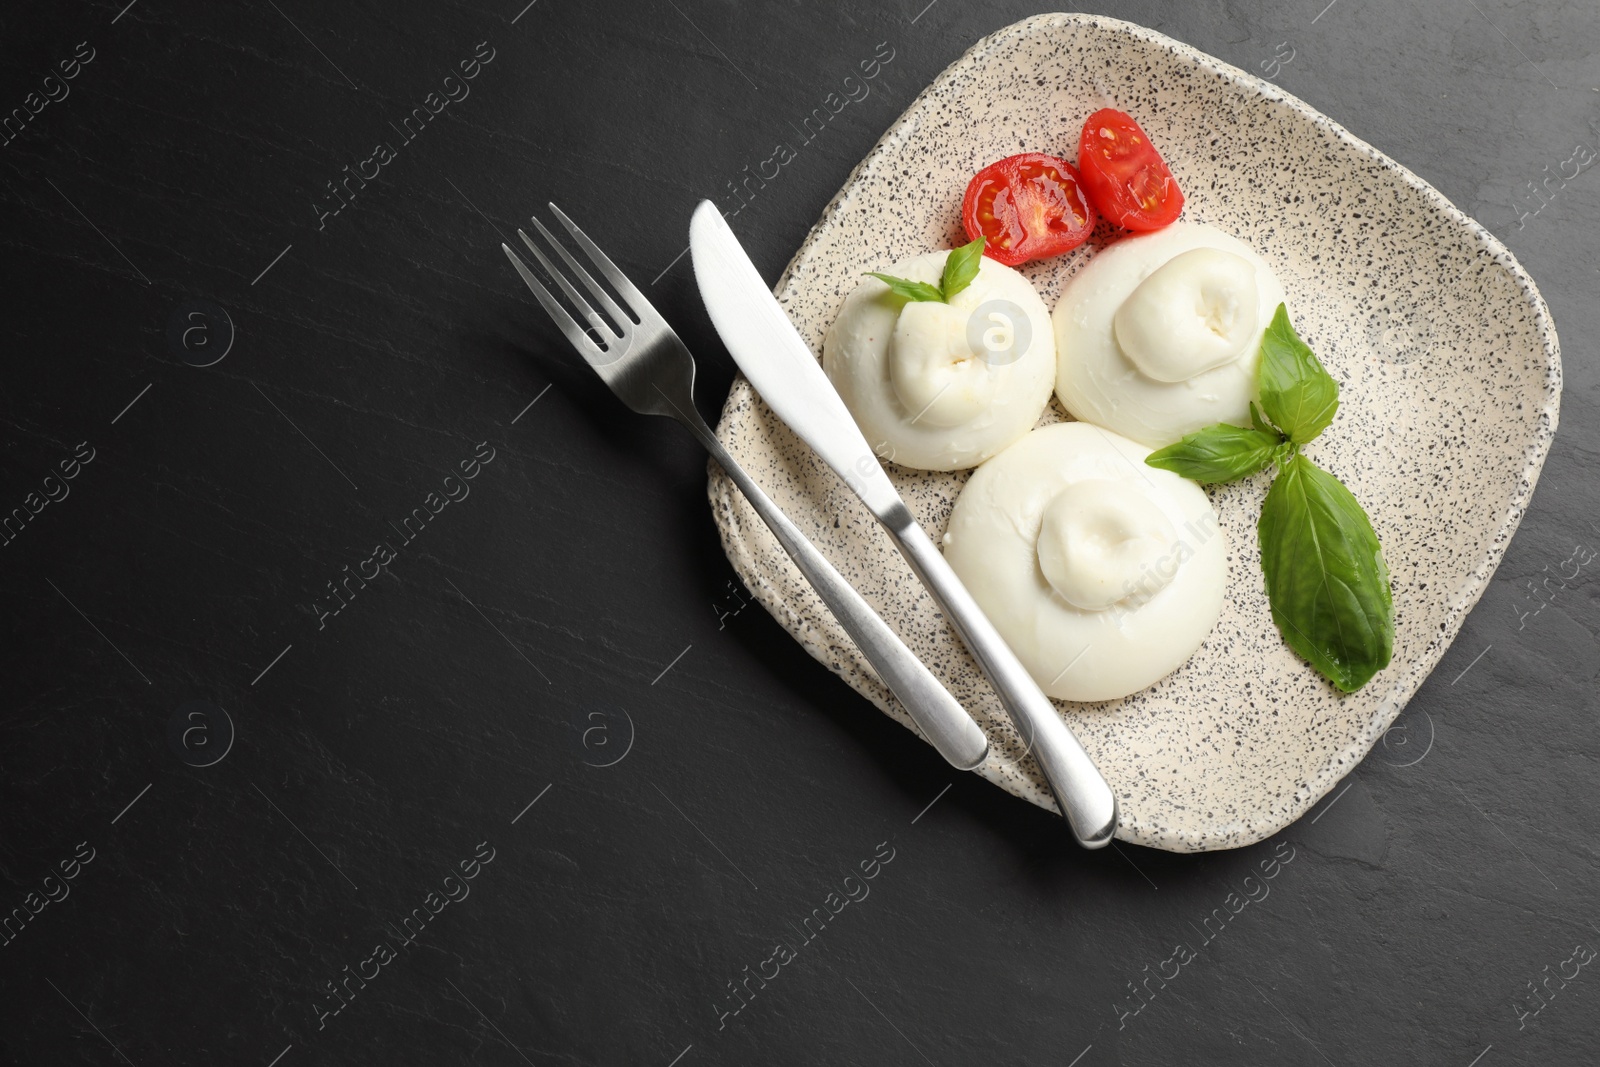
xmin=705 ymin=13 xmax=1562 ymax=852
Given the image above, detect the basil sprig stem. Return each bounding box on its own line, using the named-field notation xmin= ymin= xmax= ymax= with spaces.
xmin=1147 ymin=304 xmax=1394 ymax=692
xmin=865 ymin=235 xmax=986 ymax=303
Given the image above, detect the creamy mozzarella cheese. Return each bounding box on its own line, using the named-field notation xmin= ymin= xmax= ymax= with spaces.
xmin=943 ymin=422 xmax=1226 ymax=702
xmin=824 ymin=252 xmax=1056 ymax=471
xmin=1035 ymin=481 xmax=1178 ymax=611
xmin=1113 ymin=248 xmax=1260 ymax=382
xmin=1054 ymin=222 xmax=1287 ymax=447
xmin=888 ymin=301 xmax=997 ymax=428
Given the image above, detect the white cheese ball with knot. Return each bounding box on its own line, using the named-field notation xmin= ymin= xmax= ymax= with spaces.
xmin=943 ymin=422 xmax=1226 ymax=702
xmin=1054 ymin=221 xmax=1288 ymax=448
xmin=823 ymin=251 xmax=1056 ymax=471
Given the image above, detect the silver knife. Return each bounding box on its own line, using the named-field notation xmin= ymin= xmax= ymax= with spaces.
xmin=689 ymin=200 xmax=1118 ymax=848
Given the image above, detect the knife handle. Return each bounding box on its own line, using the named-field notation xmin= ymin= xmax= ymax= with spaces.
xmin=687 ymin=419 xmax=990 ymax=771
xmin=880 ymin=504 xmax=1119 ymax=848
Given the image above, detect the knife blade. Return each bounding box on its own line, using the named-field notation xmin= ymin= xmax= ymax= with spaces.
xmin=686 ymin=206 xmax=905 ymax=519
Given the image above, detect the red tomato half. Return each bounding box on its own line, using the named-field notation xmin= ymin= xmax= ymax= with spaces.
xmin=1077 ymin=109 xmax=1183 ymax=232
xmin=960 ymin=152 xmax=1096 ymax=266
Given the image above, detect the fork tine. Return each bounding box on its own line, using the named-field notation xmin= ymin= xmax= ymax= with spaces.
xmin=516 ymin=227 xmax=618 ymax=343
xmin=527 ymin=216 xmax=634 ymax=333
xmin=500 ymin=243 xmax=607 ymax=364
xmin=547 ymin=202 xmax=652 ymax=313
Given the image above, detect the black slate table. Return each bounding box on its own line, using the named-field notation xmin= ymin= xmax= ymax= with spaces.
xmin=3 ymin=1 xmax=1597 ymax=1064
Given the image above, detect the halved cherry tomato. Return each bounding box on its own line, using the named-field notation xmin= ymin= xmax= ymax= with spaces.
xmin=960 ymin=152 xmax=1096 ymax=266
xmin=1076 ymin=109 xmax=1183 ymax=232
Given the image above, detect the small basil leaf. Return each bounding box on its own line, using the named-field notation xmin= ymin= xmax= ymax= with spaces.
xmin=1258 ymin=304 xmax=1340 ymax=445
xmin=1145 ymin=424 xmax=1282 ymax=484
xmin=864 ymin=272 xmax=945 ymax=303
xmin=1249 ymin=401 xmax=1276 ymax=435
xmin=940 ymin=235 xmax=986 ymax=302
xmin=1257 ymin=453 xmax=1394 ymax=692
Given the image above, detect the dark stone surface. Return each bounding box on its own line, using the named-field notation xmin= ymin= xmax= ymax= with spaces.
xmin=1 ymin=1 xmax=1596 ymax=1064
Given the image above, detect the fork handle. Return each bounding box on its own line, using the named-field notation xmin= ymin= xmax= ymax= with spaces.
xmin=882 ymin=509 xmax=1119 ymax=849
xmin=682 ymin=415 xmax=989 ymax=771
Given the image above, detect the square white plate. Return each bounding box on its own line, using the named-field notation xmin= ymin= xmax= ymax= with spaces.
xmin=707 ymin=13 xmax=1561 ymax=851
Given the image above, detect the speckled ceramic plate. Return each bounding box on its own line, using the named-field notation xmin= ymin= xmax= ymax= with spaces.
xmin=706 ymin=13 xmax=1561 ymax=852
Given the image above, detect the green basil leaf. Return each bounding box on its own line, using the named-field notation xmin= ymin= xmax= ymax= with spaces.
xmin=940 ymin=235 xmax=986 ymax=302
xmin=1257 ymin=453 xmax=1394 ymax=692
xmin=1258 ymin=304 xmax=1339 ymax=445
xmin=1249 ymin=401 xmax=1276 ymax=436
xmin=864 ymin=272 xmax=945 ymax=303
xmin=1145 ymin=424 xmax=1282 ymax=484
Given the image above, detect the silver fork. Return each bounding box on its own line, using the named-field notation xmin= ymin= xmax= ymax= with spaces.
xmin=501 ymin=204 xmax=989 ymax=771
